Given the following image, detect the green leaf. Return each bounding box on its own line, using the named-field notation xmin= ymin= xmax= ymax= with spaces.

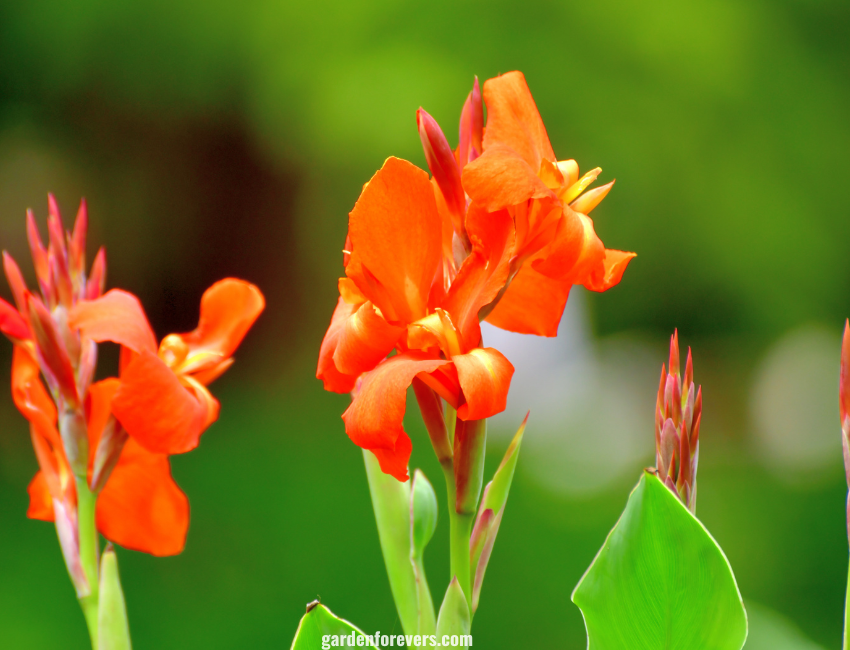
xmin=470 ymin=414 xmax=526 ymax=613
xmin=97 ymin=545 xmax=132 ymax=650
xmin=435 ymin=578 xmax=470 ymax=638
xmin=572 ymin=470 xmax=747 ymax=650
xmin=363 ymin=450 xmax=418 ymax=635
xmin=410 ymin=469 xmax=437 ymax=635
xmin=290 ymin=602 xmax=379 ymax=650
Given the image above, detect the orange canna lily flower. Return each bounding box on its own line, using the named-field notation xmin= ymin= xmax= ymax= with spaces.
xmin=459 ymin=71 xmax=636 ymax=336
xmin=0 ymin=196 xmax=263 ymax=563
xmin=19 ymin=348 xmax=189 ymax=556
xmin=69 ymin=278 xmax=265 ymax=455
xmin=318 ymin=156 xmax=515 ymax=480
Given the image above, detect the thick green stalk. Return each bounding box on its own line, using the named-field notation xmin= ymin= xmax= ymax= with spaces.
xmin=844 ymin=557 xmax=850 ymax=650
xmin=441 ymin=459 xmax=473 ymax=614
xmin=76 ymin=475 xmax=100 ymax=648
xmin=362 ymin=450 xmax=419 ymax=634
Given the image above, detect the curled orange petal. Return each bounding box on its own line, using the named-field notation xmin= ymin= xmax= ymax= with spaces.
xmin=582 ymin=249 xmax=636 ymax=292
xmin=112 ymin=350 xmax=208 ymax=455
xmin=177 ymin=279 xmax=265 ymax=363
xmin=317 ymin=297 xmax=360 ymax=393
xmin=453 ymin=347 xmax=514 ymax=421
xmin=69 ymin=289 xmax=157 ymax=354
xmin=342 ymin=352 xmax=450 ymax=481
xmin=333 ymin=301 xmax=404 ymax=377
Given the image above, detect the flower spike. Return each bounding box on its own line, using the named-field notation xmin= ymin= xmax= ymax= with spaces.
xmin=653 ymin=330 xmax=701 ymax=513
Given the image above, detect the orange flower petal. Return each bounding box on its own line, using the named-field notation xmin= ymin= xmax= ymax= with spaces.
xmin=462 ymin=144 xmax=554 ymax=212
xmin=69 ymin=289 xmax=157 ymax=354
xmin=530 ymin=208 xmax=603 ymax=281
xmin=0 ymin=297 xmax=29 ymax=341
xmin=317 ymin=297 xmax=360 ymax=393
xmin=481 ymin=71 xmax=556 ymax=170
xmin=453 ymin=348 xmax=514 ymax=421
xmin=333 ymin=301 xmax=404 ymax=377
xmin=583 ymin=249 xmax=636 ymax=292
xmin=86 ymin=378 xmax=121 ymax=451
xmin=370 ymin=434 xmax=413 ymax=487
xmin=97 ymin=439 xmax=189 ymax=556
xmin=444 ymin=205 xmax=515 ymax=348
xmin=342 ymin=352 xmax=450 ymax=481
xmin=346 ymin=157 xmax=442 ymax=325
xmin=485 ymin=265 xmax=572 ymax=337
xmin=177 ymin=279 xmax=265 ymax=360
xmin=112 ymin=350 xmax=208 ymax=455
xmin=27 ymin=470 xmax=54 ymax=521
xmin=12 ymin=345 xmax=59 ymax=441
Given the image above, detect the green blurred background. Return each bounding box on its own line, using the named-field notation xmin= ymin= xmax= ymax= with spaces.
xmin=0 ymin=0 xmax=848 ymax=647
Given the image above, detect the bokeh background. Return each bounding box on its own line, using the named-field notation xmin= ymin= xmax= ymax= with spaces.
xmin=0 ymin=0 xmax=848 ymax=647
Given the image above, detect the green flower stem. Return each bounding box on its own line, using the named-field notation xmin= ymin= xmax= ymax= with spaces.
xmin=842 ymin=556 xmax=850 ymax=650
xmin=76 ymin=475 xmax=100 ymax=648
xmin=441 ymin=459 xmax=473 ymax=615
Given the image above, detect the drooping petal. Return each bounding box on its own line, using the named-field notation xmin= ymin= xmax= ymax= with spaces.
xmin=582 ymin=249 xmax=636 ymax=292
xmin=333 ymin=301 xmax=404 ymax=377
xmin=462 ymin=144 xmax=554 ymax=212
xmin=11 ymin=345 xmax=59 ymax=441
xmin=346 ymin=157 xmax=442 ymax=325
xmin=342 ymin=352 xmax=450 ymax=481
xmin=69 ymin=289 xmax=157 ymax=354
xmin=481 ymin=71 xmax=556 ymax=170
xmin=443 ymin=205 xmax=515 ymax=347
xmin=112 ymin=350 xmax=207 ymax=455
xmin=317 ymin=297 xmax=360 ymax=393
xmin=452 ymin=348 xmax=514 ymax=421
xmin=176 ymin=279 xmax=265 ymax=361
xmin=27 ymin=470 xmax=54 ymax=521
xmin=97 ymin=439 xmax=189 ymax=556
xmin=0 ymin=297 xmax=29 ymax=341
xmin=530 ymin=208 xmax=602 ymax=281
xmin=484 ymin=265 xmax=572 ymax=337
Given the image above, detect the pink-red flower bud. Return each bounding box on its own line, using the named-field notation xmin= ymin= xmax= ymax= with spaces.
xmin=458 ymin=76 xmax=483 ymax=169
xmin=417 ymin=108 xmax=468 ymax=248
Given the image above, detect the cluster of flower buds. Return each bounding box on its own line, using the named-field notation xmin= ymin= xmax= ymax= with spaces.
xmin=654 ymin=330 xmax=702 ymax=513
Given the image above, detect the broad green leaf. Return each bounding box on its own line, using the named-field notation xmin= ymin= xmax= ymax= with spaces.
xmin=470 ymin=414 xmax=526 ymax=613
xmin=435 ymin=578 xmax=470 ymax=638
xmin=572 ymin=470 xmax=747 ymax=650
xmin=410 ymin=469 xmax=437 ymax=635
xmin=363 ymin=450 xmax=418 ymax=635
xmin=97 ymin=545 xmax=132 ymax=650
xmin=290 ymin=602 xmax=378 ymax=650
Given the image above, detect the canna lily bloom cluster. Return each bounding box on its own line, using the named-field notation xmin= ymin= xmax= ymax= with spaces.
xmin=0 ymin=196 xmax=263 ymax=590
xmin=318 ymin=71 xmax=634 ymax=481
xmin=653 ymin=330 xmax=702 ymax=513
